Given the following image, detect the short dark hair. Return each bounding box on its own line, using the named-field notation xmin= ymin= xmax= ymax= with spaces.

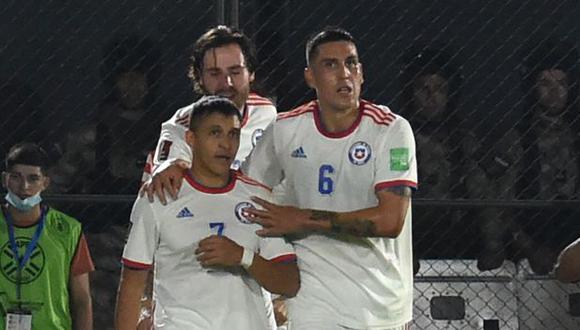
xmin=305 ymin=27 xmax=356 ymax=66
xmin=189 ymin=96 xmax=242 ymax=131
xmin=188 ymin=26 xmax=258 ymax=93
xmin=5 ymin=143 xmax=49 ymax=174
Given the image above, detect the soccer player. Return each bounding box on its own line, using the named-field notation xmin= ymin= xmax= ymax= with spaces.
xmin=242 ymin=27 xmax=417 ymax=330
xmin=142 ymin=25 xmax=277 ymax=203
xmin=116 ymin=96 xmax=299 ymax=330
xmin=1 ymin=143 xmax=94 ymax=330
xmin=139 ymin=25 xmax=285 ymax=329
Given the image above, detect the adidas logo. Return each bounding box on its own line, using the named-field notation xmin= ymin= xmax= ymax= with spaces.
xmin=291 ymin=146 xmax=307 ymax=158
xmin=177 ymin=207 xmax=194 ymax=218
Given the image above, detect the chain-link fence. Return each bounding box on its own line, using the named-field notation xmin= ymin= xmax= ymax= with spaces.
xmin=2 ymin=0 xmax=580 ymax=329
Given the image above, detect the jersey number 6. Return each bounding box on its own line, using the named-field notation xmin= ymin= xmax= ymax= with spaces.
xmin=318 ymin=164 xmax=335 ymax=195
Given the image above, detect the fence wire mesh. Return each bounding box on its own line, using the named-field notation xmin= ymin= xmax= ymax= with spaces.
xmin=1 ymin=0 xmax=580 ymax=329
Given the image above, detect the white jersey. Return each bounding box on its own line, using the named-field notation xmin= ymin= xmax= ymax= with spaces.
xmin=242 ymin=100 xmax=418 ymax=329
xmin=152 ymin=93 xmax=276 ymax=171
xmin=123 ymin=171 xmax=296 ymax=330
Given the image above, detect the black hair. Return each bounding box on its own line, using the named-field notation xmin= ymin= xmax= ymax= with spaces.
xmin=399 ymin=45 xmax=463 ymax=121
xmin=5 ymin=142 xmax=49 ymax=174
xmin=101 ymin=34 xmax=162 ymax=93
xmin=189 ymin=96 xmax=242 ymax=131
xmin=189 ymin=26 xmax=258 ymax=94
xmin=305 ymin=27 xmax=356 ymax=66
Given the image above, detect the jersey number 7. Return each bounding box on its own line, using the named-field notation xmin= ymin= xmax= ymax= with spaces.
xmin=209 ymin=222 xmax=225 ymax=236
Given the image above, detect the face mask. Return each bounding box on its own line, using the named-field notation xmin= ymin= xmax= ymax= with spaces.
xmin=4 ymin=190 xmax=42 ymax=212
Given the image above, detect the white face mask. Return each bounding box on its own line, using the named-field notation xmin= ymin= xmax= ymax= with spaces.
xmin=4 ymin=190 xmax=42 ymax=212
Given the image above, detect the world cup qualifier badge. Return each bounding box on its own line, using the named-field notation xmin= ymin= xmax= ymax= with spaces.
xmin=348 ymin=141 xmax=372 ymax=165
xmin=251 ymin=128 xmax=264 ymax=147
xmin=235 ymin=202 xmax=256 ymax=224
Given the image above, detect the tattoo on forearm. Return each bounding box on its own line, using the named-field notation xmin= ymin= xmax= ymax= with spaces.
xmin=310 ymin=210 xmax=377 ymax=236
xmin=382 ymin=186 xmax=412 ymax=197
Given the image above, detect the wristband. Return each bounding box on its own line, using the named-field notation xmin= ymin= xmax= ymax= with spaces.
xmin=240 ymin=248 xmax=255 ymax=269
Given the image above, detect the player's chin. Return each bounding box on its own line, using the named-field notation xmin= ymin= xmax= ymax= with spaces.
xmin=213 ymin=158 xmax=233 ymax=172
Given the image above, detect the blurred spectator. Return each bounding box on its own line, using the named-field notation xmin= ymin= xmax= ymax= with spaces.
xmin=513 ymin=37 xmax=580 ymax=274
xmin=399 ymin=46 xmax=474 ymax=272
xmin=95 ymin=35 xmax=165 ymax=194
xmin=49 ymin=35 xmax=166 ymax=195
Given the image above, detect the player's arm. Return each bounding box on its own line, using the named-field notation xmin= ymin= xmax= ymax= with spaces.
xmin=555 ymin=237 xmax=580 ymax=283
xmin=70 ymin=273 xmax=93 ymax=330
xmin=115 ymin=266 xmax=150 ymax=330
xmin=140 ymin=115 xmax=192 ymax=204
xmin=69 ymin=234 xmax=94 ymax=330
xmin=195 ymin=236 xmax=299 ymax=297
xmin=249 ymin=186 xmax=411 ymax=238
xmin=116 ymin=197 xmax=159 ymax=329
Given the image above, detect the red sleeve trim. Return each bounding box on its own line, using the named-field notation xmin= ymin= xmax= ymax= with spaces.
xmin=122 ymin=258 xmax=153 ymax=270
xmin=71 ymin=234 xmax=95 ymax=276
xmin=269 ymin=253 xmax=297 ymax=263
xmin=375 ymin=180 xmax=418 ymax=192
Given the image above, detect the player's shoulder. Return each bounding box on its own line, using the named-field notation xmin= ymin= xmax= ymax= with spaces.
xmin=246 ymin=92 xmax=275 ymax=108
xmin=360 ymin=99 xmax=403 ymax=126
xmin=165 ymin=103 xmax=194 ymax=128
xmin=234 ymin=171 xmax=272 ymax=193
xmin=44 ymin=207 xmax=83 ymax=235
xmin=276 ymin=100 xmax=317 ymax=122
xmin=45 ymin=207 xmax=82 ymax=226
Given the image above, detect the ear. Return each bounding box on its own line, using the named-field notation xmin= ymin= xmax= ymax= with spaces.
xmin=249 ymin=71 xmax=255 ymax=84
xmin=41 ymin=176 xmax=50 ymax=192
xmin=359 ymin=63 xmax=364 ymax=85
xmin=185 ymin=130 xmax=195 ymax=149
xmin=304 ymin=67 xmax=316 ymax=89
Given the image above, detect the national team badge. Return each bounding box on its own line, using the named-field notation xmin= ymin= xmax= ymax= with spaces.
xmin=235 ymin=202 xmax=256 ymax=224
xmin=251 ymin=129 xmax=264 ymax=147
xmin=348 ymin=141 xmax=372 ymax=165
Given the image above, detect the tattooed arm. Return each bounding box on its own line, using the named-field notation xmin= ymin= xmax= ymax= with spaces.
xmin=249 ymin=186 xmax=412 ymax=238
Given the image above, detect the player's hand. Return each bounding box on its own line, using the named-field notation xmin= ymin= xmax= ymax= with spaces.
xmin=246 ymin=197 xmax=310 ymax=237
xmin=195 ymin=235 xmax=244 ymax=268
xmin=139 ymin=161 xmax=188 ymax=204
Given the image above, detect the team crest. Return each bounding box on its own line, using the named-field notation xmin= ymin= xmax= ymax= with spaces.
xmin=251 ymin=129 xmax=264 ymax=147
xmin=235 ymin=202 xmax=256 ymax=224
xmin=0 ymin=239 xmax=45 ymax=284
xmin=348 ymin=141 xmax=372 ymax=165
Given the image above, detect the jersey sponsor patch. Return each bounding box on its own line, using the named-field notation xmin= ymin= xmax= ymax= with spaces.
xmin=234 ymin=202 xmax=256 ymax=224
xmin=251 ymin=128 xmax=264 ymax=147
xmin=291 ymin=146 xmax=307 ymax=158
xmin=390 ymin=148 xmax=410 ymax=171
xmin=176 ymin=207 xmax=194 ymax=218
xmin=348 ymin=141 xmax=372 ymax=165
xmin=157 ymin=140 xmax=173 ymax=162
